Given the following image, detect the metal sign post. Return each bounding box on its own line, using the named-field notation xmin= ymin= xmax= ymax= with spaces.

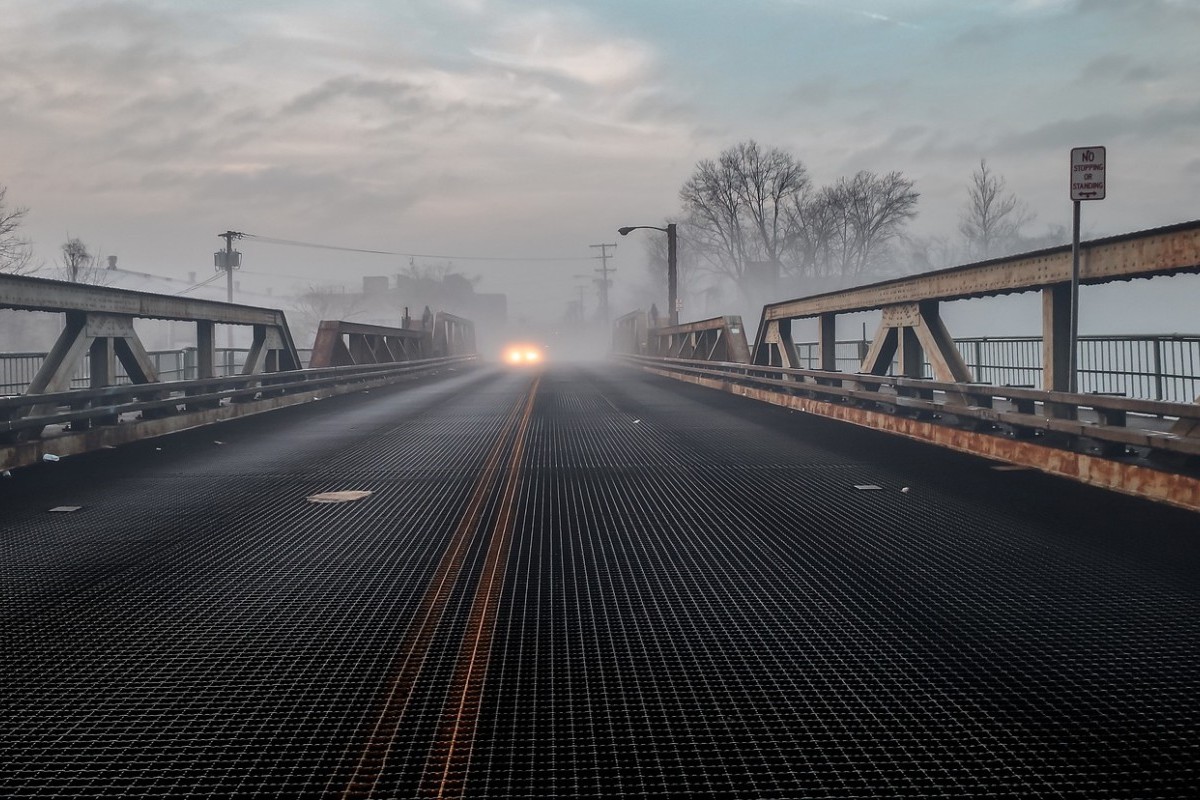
xmin=1068 ymin=146 xmax=1105 ymax=392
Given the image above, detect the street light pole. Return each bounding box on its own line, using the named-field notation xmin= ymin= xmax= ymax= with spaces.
xmin=666 ymin=223 xmax=678 ymax=326
xmin=618 ymin=223 xmax=679 ymax=327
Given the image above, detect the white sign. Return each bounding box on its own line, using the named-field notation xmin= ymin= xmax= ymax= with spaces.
xmin=1070 ymin=146 xmax=1106 ymax=201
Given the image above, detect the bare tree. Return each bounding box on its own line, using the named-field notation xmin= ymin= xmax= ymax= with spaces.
xmin=58 ymin=237 xmax=95 ymax=283
xmin=639 ymin=218 xmax=708 ymax=312
xmin=399 ymin=258 xmax=476 ymax=284
xmin=0 ymin=185 xmax=35 ymax=274
xmin=958 ymin=159 xmax=1034 ymax=260
xmin=783 ymin=188 xmax=840 ymax=279
xmin=55 ymin=237 xmax=114 ymax=285
xmin=290 ymin=282 xmax=369 ymax=345
xmin=789 ymin=171 xmax=919 ymax=279
xmin=679 ymin=140 xmax=809 ymax=297
xmin=899 ymin=234 xmax=961 ymax=275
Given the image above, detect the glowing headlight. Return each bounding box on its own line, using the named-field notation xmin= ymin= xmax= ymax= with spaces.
xmin=504 ymin=343 xmax=543 ymax=365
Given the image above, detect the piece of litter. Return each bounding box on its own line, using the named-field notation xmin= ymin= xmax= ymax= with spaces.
xmin=991 ymin=465 xmax=1032 ymax=472
xmin=900 ymin=487 xmax=911 ymax=494
xmin=213 ymin=441 xmax=225 ymax=446
xmin=2 ymin=470 xmax=12 ymax=478
xmin=155 ymin=447 xmax=162 ymax=452
xmin=101 ymin=445 xmax=117 ymax=450
xmin=853 ymin=484 xmax=884 ymax=491
xmin=306 ymin=490 xmax=373 ymax=504
xmin=48 ymin=506 xmax=82 ymax=513
xmin=42 ymin=454 xmax=60 ymax=462
xmin=632 ymin=419 xmax=641 ymax=424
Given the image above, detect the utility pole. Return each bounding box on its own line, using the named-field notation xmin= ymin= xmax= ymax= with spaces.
xmin=590 ymin=242 xmax=616 ymax=326
xmin=216 ymin=231 xmax=243 ymax=348
xmin=572 ymin=273 xmax=592 ymax=324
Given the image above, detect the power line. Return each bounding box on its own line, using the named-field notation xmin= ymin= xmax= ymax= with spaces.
xmin=238 ymin=231 xmax=597 ymax=263
xmin=173 ymin=271 xmax=224 ymax=295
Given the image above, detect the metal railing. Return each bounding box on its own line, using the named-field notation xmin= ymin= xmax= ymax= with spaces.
xmin=617 ymin=352 xmax=1200 ymax=511
xmin=787 ymin=334 xmax=1200 ymax=403
xmin=1 ymin=348 xmax=314 ymax=395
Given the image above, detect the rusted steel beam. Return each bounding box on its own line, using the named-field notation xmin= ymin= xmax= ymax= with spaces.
xmin=318 ymin=321 xmax=428 ymax=339
xmin=432 ymin=312 xmax=476 ymax=357
xmin=762 ymin=220 xmax=1200 ymax=322
xmin=648 ymin=316 xmax=751 ymax=364
xmin=612 ymin=310 xmax=649 ymax=355
xmin=309 ymin=320 xmax=434 ymax=368
xmin=0 ymin=273 xmax=288 ymax=326
xmin=634 ymin=362 xmax=1200 ymax=513
xmin=619 ymin=354 xmax=1200 ymax=458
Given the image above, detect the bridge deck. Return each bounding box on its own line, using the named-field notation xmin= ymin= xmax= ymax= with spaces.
xmin=2 ymin=365 xmax=1198 ymax=798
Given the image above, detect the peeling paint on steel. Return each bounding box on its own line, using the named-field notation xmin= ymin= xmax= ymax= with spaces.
xmin=642 ymin=365 xmax=1200 ymax=514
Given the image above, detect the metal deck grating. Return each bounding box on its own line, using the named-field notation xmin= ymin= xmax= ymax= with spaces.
xmin=2 ymin=364 xmax=1199 ymax=797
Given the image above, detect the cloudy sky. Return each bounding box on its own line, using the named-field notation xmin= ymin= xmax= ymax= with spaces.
xmin=2 ymin=0 xmax=1198 ymax=322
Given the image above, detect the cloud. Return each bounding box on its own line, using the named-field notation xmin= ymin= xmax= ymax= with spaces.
xmin=993 ymin=99 xmax=1200 ymax=154
xmin=282 ymin=76 xmax=432 ymax=117
xmin=1075 ymin=55 xmax=1166 ymax=85
xmin=854 ymin=9 xmax=920 ymax=28
xmin=468 ymin=10 xmax=657 ymax=90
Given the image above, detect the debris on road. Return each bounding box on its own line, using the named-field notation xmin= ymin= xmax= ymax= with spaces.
xmin=306 ymin=490 xmax=374 ymax=504
xmin=48 ymin=506 xmax=82 ymax=513
xmin=42 ymin=454 xmax=60 ymax=462
xmin=853 ymin=484 xmax=884 ymax=491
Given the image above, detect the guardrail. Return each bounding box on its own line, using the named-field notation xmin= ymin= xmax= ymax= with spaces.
xmin=1 ymin=274 xmax=480 ymax=468
xmin=753 ymin=220 xmax=1200 ymax=406
xmin=0 ymin=356 xmax=476 ymax=470
xmin=786 ymin=334 xmax=1200 ymax=404
xmin=645 ymin=316 xmax=751 ymax=363
xmin=618 ymin=353 xmax=1200 ymax=511
xmin=612 ymin=220 xmax=1200 ymax=509
xmin=308 ymin=312 xmax=475 ymax=369
xmin=0 ymin=348 xmax=317 ymax=395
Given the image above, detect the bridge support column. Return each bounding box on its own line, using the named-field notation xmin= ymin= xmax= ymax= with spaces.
xmin=817 ymin=313 xmax=837 ymax=372
xmin=860 ymin=303 xmax=972 ymax=405
xmin=186 ymin=321 xmax=220 ymax=411
xmin=196 ymin=321 xmax=216 ymax=379
xmin=17 ymin=312 xmax=164 ymax=435
xmin=1042 ymin=284 xmax=1077 ymax=419
xmin=754 ymin=318 xmax=799 ymax=370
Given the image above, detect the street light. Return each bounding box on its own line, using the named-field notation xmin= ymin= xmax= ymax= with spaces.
xmin=618 ymin=223 xmax=678 ymax=326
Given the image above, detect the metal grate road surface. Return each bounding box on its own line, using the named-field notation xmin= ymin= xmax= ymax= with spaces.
xmin=2 ymin=364 xmax=1198 ymax=797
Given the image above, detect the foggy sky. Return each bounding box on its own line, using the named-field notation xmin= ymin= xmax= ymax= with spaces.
xmin=2 ymin=0 xmax=1198 ymax=324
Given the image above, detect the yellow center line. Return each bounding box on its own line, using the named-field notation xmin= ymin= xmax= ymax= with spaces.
xmin=419 ymin=375 xmax=540 ymax=799
xmin=335 ymin=376 xmax=538 ymax=800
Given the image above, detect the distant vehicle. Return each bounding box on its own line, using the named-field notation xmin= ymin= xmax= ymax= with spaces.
xmin=503 ymin=342 xmax=545 ymax=365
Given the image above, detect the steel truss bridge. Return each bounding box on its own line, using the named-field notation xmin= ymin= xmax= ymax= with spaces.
xmin=2 ymin=220 xmax=1199 ymax=798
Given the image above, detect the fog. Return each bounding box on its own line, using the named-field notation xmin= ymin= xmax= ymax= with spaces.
xmin=2 ymin=1 xmax=1198 ymax=356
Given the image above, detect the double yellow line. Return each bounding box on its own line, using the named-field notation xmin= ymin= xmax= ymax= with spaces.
xmin=338 ymin=375 xmax=540 ymax=800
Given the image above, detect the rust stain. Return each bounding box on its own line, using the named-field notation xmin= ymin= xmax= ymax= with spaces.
xmin=418 ymin=376 xmax=539 ymax=799
xmin=336 ymin=378 xmax=538 ymax=799
xmin=644 ymin=366 xmax=1200 ymax=514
